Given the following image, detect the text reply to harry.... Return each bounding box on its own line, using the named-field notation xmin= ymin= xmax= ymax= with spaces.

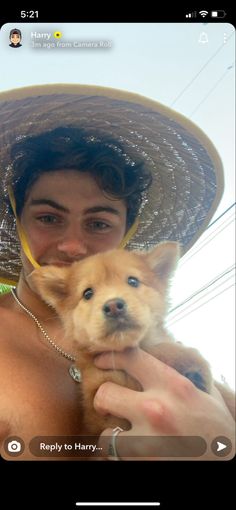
xmin=29 ymin=436 xmax=103 ymax=457
xmin=40 ymin=441 xmax=97 ymax=453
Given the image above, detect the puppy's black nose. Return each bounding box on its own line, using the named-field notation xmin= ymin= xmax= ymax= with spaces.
xmin=103 ymin=298 xmax=126 ymax=318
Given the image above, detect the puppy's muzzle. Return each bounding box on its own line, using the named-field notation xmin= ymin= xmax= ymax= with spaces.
xmin=103 ymin=298 xmax=127 ymax=319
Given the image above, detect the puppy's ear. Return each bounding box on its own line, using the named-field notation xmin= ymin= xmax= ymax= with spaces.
xmin=145 ymin=242 xmax=180 ymax=286
xmin=29 ymin=265 xmax=71 ymax=311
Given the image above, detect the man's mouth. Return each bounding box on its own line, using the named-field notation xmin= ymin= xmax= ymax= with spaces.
xmin=42 ymin=261 xmax=73 ymax=267
xmin=51 ymin=262 xmax=72 ymax=267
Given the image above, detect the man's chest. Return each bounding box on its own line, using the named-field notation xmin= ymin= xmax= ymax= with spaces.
xmin=0 ymin=343 xmax=83 ymax=438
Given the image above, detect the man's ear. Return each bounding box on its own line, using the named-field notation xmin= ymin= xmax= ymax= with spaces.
xmin=29 ymin=265 xmax=71 ymax=312
xmin=144 ymin=242 xmax=181 ymax=287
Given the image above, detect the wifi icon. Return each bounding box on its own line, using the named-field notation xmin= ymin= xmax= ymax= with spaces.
xmin=199 ymin=10 xmax=208 ymax=17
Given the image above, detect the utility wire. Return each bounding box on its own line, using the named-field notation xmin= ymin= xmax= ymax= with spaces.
xmin=167 ymin=272 xmax=235 ymax=326
xmin=180 ymin=216 xmax=235 ymax=267
xmin=167 ymin=282 xmax=234 ymax=327
xmin=168 ymin=265 xmax=235 ymax=316
xmin=179 ymin=203 xmax=235 ymax=267
xmin=206 ymin=202 xmax=235 ymax=230
xmin=167 ymin=211 xmax=235 ymax=325
xmin=166 ymin=33 xmax=235 ymax=328
xmin=167 ymin=278 xmax=235 ymax=328
xmin=170 ymin=31 xmax=235 ymax=107
xmin=190 ymin=62 xmax=235 ymax=117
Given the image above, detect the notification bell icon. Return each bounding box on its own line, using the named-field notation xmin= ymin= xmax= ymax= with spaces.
xmin=198 ymin=32 xmax=208 ymax=44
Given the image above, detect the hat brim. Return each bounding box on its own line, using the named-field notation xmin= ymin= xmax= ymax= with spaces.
xmin=0 ymin=83 xmax=224 ymax=284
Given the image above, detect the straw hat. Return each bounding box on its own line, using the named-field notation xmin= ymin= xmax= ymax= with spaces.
xmin=0 ymin=84 xmax=224 ymax=285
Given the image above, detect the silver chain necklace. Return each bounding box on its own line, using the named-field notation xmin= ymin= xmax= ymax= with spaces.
xmin=11 ymin=287 xmax=82 ymax=382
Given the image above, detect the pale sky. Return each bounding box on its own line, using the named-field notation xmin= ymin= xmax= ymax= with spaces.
xmin=0 ymin=22 xmax=235 ymax=388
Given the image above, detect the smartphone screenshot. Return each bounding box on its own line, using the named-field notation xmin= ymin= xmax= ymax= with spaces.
xmin=0 ymin=7 xmax=235 ymax=508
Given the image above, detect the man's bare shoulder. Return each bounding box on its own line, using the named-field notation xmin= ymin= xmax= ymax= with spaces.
xmin=0 ymin=420 xmax=11 ymax=451
xmin=0 ymin=292 xmax=18 ymax=347
xmin=0 ymin=295 xmax=15 ymax=443
xmin=0 ymin=290 xmax=13 ymax=304
xmin=0 ymin=293 xmax=25 ymax=442
xmin=0 ymin=292 xmax=22 ymax=387
xmin=0 ymin=291 xmax=14 ymax=317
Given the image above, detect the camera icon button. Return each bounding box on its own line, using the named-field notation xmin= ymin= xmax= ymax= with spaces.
xmin=4 ymin=436 xmax=25 ymax=457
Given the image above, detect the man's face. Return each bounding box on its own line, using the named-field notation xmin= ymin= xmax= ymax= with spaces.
xmin=20 ymin=170 xmax=127 ymax=276
xmin=10 ymin=34 xmax=21 ymax=45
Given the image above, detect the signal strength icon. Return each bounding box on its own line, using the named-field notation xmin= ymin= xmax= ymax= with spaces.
xmin=199 ymin=10 xmax=208 ymax=17
xmin=186 ymin=11 xmax=197 ymax=18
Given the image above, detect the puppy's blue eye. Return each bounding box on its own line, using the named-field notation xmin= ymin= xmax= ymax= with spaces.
xmin=127 ymin=276 xmax=140 ymax=288
xmin=83 ymin=288 xmax=94 ymax=300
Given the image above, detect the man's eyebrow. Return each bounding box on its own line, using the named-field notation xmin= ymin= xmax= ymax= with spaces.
xmin=84 ymin=206 xmax=121 ymax=216
xmin=29 ymin=199 xmax=69 ymax=213
xmin=29 ymin=200 xmax=121 ymax=216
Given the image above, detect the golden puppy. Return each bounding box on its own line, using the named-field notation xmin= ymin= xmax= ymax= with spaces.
xmin=30 ymin=242 xmax=212 ymax=434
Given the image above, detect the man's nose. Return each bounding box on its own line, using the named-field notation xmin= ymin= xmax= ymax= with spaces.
xmin=57 ymin=227 xmax=88 ymax=257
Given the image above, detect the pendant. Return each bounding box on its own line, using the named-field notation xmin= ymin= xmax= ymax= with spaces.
xmin=69 ymin=365 xmax=82 ymax=383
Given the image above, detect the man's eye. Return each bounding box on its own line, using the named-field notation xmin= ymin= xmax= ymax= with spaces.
xmin=37 ymin=215 xmax=60 ymax=224
xmin=87 ymin=221 xmax=110 ymax=231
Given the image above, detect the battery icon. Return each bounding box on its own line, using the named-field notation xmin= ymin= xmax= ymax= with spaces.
xmin=211 ymin=10 xmax=227 ymax=18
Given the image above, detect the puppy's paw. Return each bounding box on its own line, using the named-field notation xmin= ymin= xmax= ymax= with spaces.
xmin=181 ymin=366 xmax=211 ymax=393
xmin=145 ymin=342 xmax=212 ymax=393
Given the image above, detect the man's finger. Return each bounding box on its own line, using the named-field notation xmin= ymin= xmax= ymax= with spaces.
xmin=94 ymin=347 xmax=178 ymax=390
xmin=94 ymin=381 xmax=143 ymax=423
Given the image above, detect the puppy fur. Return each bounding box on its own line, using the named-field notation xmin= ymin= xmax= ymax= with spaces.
xmin=30 ymin=242 xmax=213 ymax=434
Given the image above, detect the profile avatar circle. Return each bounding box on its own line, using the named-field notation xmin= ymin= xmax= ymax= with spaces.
xmin=9 ymin=29 xmax=22 ymax=48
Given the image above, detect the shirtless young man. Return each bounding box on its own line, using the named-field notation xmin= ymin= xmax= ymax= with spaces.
xmin=0 ymin=169 xmax=129 ymax=459
xmin=0 ymin=85 xmax=235 ymax=461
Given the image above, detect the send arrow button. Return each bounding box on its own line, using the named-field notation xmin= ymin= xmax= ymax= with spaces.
xmin=211 ymin=436 xmax=232 ymax=457
xmin=217 ymin=441 xmax=227 ymax=452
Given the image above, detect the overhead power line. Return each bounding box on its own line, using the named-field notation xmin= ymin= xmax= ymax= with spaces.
xmin=170 ymin=31 xmax=235 ymax=107
xmin=206 ymin=202 xmax=236 ymax=230
xmin=167 ymin=282 xmax=235 ymax=327
xmin=169 ymin=265 xmax=235 ymax=315
xmin=190 ymin=62 xmax=235 ymax=117
xmin=180 ymin=214 xmax=235 ymax=267
xmin=180 ymin=204 xmax=235 ymax=267
xmin=167 ymin=272 xmax=235 ymax=326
